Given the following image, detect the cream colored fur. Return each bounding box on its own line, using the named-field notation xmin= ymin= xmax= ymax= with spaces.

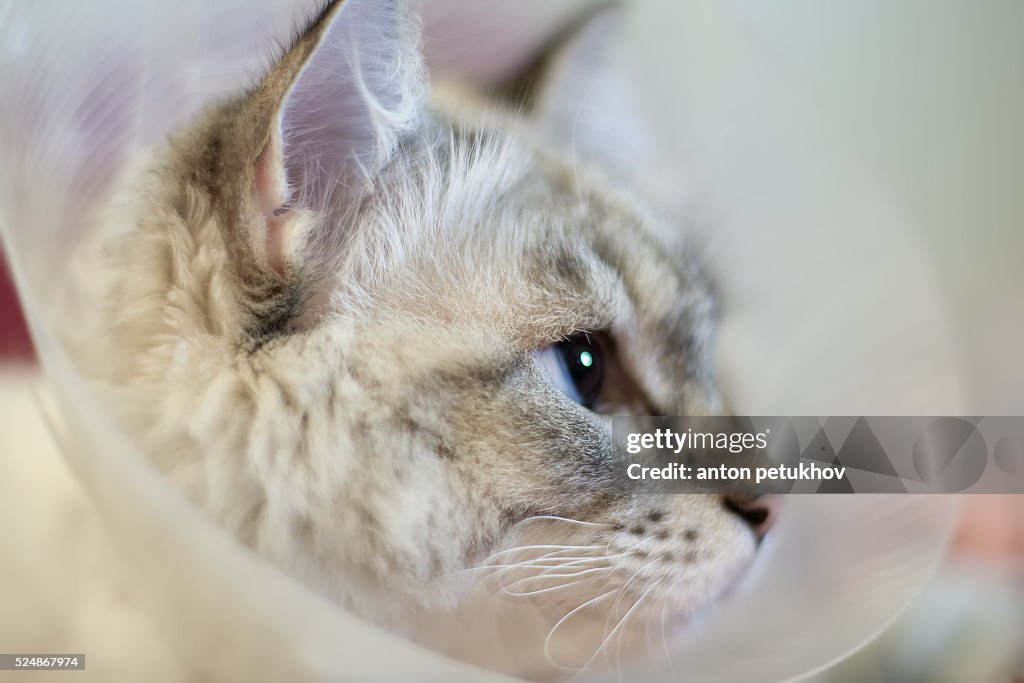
xmin=59 ymin=0 xmax=760 ymax=675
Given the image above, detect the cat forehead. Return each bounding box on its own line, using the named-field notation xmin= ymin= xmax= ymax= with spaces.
xmin=364 ymin=123 xmax=712 ymax=354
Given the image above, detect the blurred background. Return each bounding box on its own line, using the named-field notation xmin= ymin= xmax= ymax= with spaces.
xmin=1 ymin=0 xmax=1022 ymax=681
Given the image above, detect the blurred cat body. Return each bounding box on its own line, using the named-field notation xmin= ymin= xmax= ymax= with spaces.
xmin=65 ymin=0 xmax=760 ymax=671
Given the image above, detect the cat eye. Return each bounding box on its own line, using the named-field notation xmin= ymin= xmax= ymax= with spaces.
xmin=534 ymin=332 xmax=606 ymax=410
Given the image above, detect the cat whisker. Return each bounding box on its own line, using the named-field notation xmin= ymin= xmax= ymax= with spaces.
xmin=502 ymin=537 xmax=642 ymax=574
xmin=543 ymin=588 xmax=620 ymax=671
xmin=454 ymin=543 xmax=608 ymax=578
xmin=500 ymin=575 xmax=609 ymax=598
xmin=488 ymin=543 xmax=604 ymax=558
xmin=608 ymin=562 xmax=649 ymax=624
xmin=479 ymin=561 xmax=609 ymax=592
xmin=660 ymin=599 xmax=678 ymax=682
xmin=512 ymin=549 xmax=614 ymax=565
xmin=512 ymin=515 xmax=613 ymax=529
xmin=507 ymin=558 xmax=608 ymax=572
xmin=592 ymin=563 xmax=647 ymax=674
xmin=461 ymin=554 xmax=607 ymax=575
xmin=500 ymin=566 xmax=612 ymax=591
xmin=583 ymin=577 xmax=665 ymax=675
xmin=507 ymin=549 xmax=606 ymax=565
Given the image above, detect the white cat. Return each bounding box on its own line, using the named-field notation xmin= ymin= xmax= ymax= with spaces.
xmin=64 ymin=0 xmax=773 ymax=675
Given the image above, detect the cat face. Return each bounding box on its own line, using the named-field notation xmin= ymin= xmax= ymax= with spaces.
xmin=81 ymin=0 xmax=769 ymax=670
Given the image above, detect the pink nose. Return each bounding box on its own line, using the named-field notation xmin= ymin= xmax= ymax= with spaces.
xmin=723 ymin=494 xmax=781 ymax=540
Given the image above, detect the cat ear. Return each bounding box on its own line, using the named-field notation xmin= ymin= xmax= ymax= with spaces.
xmin=249 ymin=0 xmax=424 ymax=273
xmin=531 ymin=7 xmax=653 ymax=176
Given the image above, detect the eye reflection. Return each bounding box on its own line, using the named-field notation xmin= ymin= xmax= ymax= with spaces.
xmin=534 ymin=333 xmax=605 ymax=409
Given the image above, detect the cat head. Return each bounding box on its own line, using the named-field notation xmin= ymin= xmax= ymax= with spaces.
xmin=88 ymin=0 xmax=770 ymax=670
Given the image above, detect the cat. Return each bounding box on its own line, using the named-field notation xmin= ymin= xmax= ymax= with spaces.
xmin=65 ymin=0 xmax=773 ymax=674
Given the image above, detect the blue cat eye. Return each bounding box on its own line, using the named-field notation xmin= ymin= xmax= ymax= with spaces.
xmin=534 ymin=333 xmax=605 ymax=409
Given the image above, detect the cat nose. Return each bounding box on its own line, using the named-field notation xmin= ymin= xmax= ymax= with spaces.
xmin=722 ymin=494 xmax=780 ymax=540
